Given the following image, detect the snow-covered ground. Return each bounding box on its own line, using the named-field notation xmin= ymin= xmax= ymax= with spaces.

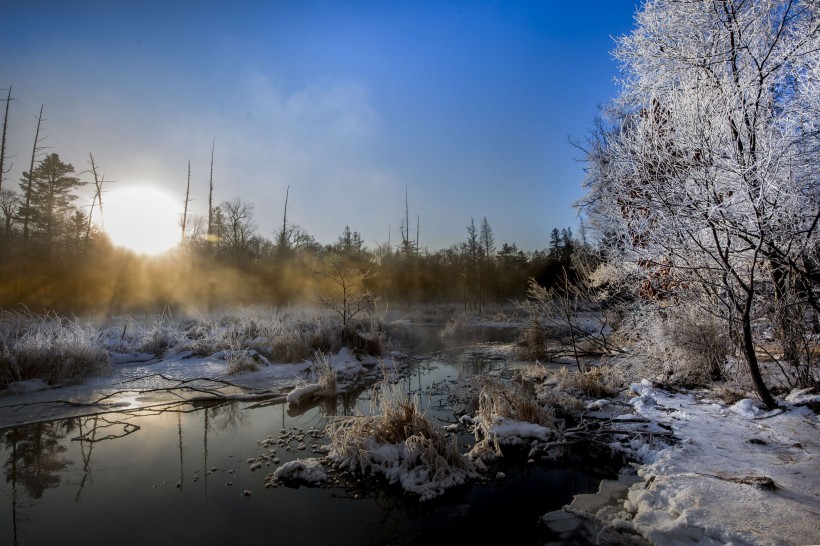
xmin=573 ymin=382 xmax=820 ymax=545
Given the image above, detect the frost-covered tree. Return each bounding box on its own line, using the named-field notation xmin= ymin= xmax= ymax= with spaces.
xmin=580 ymin=0 xmax=820 ymax=407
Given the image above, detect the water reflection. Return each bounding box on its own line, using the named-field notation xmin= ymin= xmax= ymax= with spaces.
xmin=0 ymin=326 xmax=618 ymax=546
xmin=3 ymin=422 xmax=72 ymax=499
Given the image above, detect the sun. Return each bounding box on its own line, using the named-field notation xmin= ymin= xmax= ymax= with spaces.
xmin=103 ymin=186 xmax=181 ymax=255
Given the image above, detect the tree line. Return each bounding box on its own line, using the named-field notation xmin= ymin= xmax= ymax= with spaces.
xmin=0 ymin=91 xmax=584 ymax=314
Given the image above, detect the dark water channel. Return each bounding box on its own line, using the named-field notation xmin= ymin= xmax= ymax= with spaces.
xmin=0 ymin=325 xmax=616 ymax=545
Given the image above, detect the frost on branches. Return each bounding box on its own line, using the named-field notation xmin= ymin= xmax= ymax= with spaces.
xmin=580 ymin=0 xmax=820 ymax=407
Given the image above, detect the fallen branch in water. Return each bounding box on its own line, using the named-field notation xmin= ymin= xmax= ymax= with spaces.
xmin=0 ymin=373 xmax=290 ymax=416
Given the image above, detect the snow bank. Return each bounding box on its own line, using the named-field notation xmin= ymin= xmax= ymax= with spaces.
xmin=601 ymin=384 xmax=820 ymax=545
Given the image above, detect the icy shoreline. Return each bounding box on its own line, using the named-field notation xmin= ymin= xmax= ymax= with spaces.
xmin=552 ymin=383 xmax=820 ymax=546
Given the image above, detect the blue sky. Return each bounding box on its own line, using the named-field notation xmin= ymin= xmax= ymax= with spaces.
xmin=0 ymin=1 xmax=639 ymax=251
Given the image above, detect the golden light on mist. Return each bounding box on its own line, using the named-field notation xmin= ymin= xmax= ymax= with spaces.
xmin=104 ymin=186 xmax=181 ymax=255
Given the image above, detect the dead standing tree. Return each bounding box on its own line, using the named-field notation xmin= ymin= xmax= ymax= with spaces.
xmin=20 ymin=105 xmax=46 ymax=248
xmin=181 ymin=160 xmax=191 ymax=244
xmin=0 ymin=86 xmax=15 ymax=193
xmin=85 ymin=153 xmax=110 ymax=242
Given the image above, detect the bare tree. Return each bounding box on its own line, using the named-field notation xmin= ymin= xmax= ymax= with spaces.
xmin=85 ymin=153 xmax=108 ymax=242
xmin=0 ymin=188 xmax=19 ymax=240
xmin=313 ymin=256 xmax=376 ymax=328
xmin=219 ymin=197 xmax=256 ymax=256
xmin=0 ymin=86 xmax=15 ymax=193
xmin=181 ymin=160 xmax=191 ymax=244
xmin=207 ymin=138 xmax=215 ymax=243
xmin=20 ymin=105 xmax=46 ymax=246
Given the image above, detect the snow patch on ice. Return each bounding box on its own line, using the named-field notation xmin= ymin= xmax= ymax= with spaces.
xmin=272 ymin=458 xmax=328 ymax=484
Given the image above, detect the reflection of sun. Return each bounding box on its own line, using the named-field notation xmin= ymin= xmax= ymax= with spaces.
xmin=104 ymin=186 xmax=181 ymax=255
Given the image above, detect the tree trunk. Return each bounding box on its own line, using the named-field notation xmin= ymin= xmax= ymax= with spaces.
xmin=740 ymin=292 xmax=777 ymax=409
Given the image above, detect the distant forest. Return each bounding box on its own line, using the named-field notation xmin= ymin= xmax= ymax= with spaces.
xmin=0 ymin=94 xmax=586 ymax=315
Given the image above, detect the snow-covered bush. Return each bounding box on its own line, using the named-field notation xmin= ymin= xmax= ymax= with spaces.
xmin=138 ymin=312 xmax=189 ymax=356
xmin=125 ymin=306 xmax=386 ymax=364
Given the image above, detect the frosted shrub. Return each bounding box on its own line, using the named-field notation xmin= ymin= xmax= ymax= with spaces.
xmin=139 ymin=314 xmax=188 ymax=356
xmin=132 ymin=306 xmax=384 ymax=363
xmin=0 ymin=311 xmax=110 ymax=388
xmin=225 ymin=350 xmax=260 ymax=375
xmin=639 ymin=305 xmax=729 ymax=387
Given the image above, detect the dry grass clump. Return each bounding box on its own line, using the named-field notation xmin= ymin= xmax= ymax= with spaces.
xmin=225 ymin=349 xmax=261 ymax=375
xmin=467 ymin=379 xmax=557 ymax=460
xmin=551 ymin=365 xmax=621 ymax=398
xmin=0 ymin=310 xmax=110 ymax=388
xmin=312 ymin=351 xmax=337 ymax=397
xmin=475 ymin=379 xmax=555 ymax=430
xmin=515 ymin=362 xmax=553 ymax=383
xmin=536 ymin=388 xmax=586 ymax=413
xmin=327 ymin=380 xmax=476 ymax=500
xmin=439 ymin=313 xmax=471 ymax=340
xmin=712 ymin=385 xmax=749 ymax=405
xmin=515 ymin=318 xmax=552 ymax=360
xmin=139 ymin=313 xmax=189 ymax=356
xmin=516 ymin=362 xmax=623 ymax=413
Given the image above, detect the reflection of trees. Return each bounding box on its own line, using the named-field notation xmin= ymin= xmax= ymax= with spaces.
xmin=208 ymin=401 xmax=248 ymax=431
xmin=2 ymin=422 xmax=71 ymax=499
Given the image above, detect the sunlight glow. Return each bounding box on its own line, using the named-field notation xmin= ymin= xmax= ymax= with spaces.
xmin=104 ymin=186 xmax=181 ymax=255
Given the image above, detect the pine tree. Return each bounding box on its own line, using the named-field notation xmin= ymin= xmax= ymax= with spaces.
xmin=18 ymin=153 xmax=84 ymax=255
